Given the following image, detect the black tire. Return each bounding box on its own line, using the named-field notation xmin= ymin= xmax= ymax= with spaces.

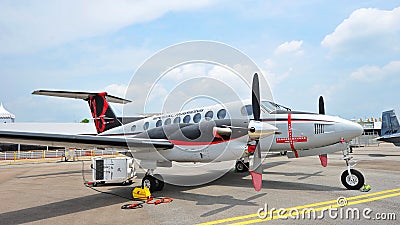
xmin=153 ymin=174 xmax=164 ymax=192
xmin=235 ymin=160 xmax=249 ymax=172
xmin=341 ymin=169 xmax=364 ymax=190
xmin=142 ymin=175 xmax=156 ymax=192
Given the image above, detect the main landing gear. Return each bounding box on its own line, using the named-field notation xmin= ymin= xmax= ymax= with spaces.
xmin=341 ymin=145 xmax=365 ymax=190
xmin=142 ymin=169 xmax=165 ymax=192
xmin=235 ymin=159 xmax=249 ymax=173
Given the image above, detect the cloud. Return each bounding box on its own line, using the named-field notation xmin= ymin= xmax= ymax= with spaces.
xmin=105 ymin=83 xmax=127 ymax=97
xmin=274 ymin=40 xmax=304 ymax=55
xmin=350 ymin=61 xmax=400 ymax=82
xmin=0 ymin=0 xmax=216 ymax=54
xmin=321 ymin=7 xmax=400 ymax=57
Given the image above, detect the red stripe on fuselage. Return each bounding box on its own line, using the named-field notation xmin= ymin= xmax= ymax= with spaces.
xmin=170 ymin=139 xmax=225 ymax=146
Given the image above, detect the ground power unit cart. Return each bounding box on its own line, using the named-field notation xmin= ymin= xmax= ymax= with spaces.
xmin=91 ymin=157 xmax=135 ymax=186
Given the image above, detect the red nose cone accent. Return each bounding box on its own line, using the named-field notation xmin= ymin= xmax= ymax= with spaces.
xmin=250 ymin=171 xmax=262 ymax=191
xmin=319 ymin=154 xmax=328 ymax=167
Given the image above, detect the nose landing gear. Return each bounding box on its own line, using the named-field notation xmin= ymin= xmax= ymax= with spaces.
xmin=341 ymin=145 xmax=365 ymax=190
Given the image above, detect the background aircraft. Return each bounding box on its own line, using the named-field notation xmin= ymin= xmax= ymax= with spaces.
xmin=0 ymin=74 xmax=364 ymax=192
xmin=377 ymin=109 xmax=400 ymax=146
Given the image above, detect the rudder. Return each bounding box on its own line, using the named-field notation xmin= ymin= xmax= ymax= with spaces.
xmin=382 ymin=110 xmax=400 ymax=135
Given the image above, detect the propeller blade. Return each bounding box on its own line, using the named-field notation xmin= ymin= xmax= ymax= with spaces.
xmin=252 ymin=73 xmax=261 ymax=121
xmin=318 ymin=96 xmax=325 ymax=115
xmin=250 ymin=140 xmax=263 ymax=191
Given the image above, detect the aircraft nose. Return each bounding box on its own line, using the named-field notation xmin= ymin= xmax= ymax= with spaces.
xmin=342 ymin=120 xmax=364 ymax=140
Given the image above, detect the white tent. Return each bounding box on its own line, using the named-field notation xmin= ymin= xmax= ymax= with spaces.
xmin=0 ymin=103 xmax=15 ymax=123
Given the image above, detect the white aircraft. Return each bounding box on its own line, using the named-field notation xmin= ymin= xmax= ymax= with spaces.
xmin=0 ymin=74 xmax=364 ymax=192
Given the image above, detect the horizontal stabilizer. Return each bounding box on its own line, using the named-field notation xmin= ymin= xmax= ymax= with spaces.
xmin=32 ymin=90 xmax=132 ymax=104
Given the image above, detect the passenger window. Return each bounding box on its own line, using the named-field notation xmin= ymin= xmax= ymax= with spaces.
xmin=143 ymin=122 xmax=149 ymax=130
xmin=241 ymin=105 xmax=253 ymax=116
xmin=165 ymin=118 xmax=171 ymax=125
xmin=173 ymin=117 xmax=181 ymax=124
xmin=183 ymin=115 xmax=191 ymax=123
xmin=156 ymin=120 xmax=162 ymax=127
xmin=193 ymin=113 xmax=201 ymax=123
xmin=217 ymin=109 xmax=227 ymax=119
xmin=205 ymin=111 xmax=213 ymax=120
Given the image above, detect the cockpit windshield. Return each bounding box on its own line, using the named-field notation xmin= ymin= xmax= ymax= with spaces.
xmin=261 ymin=101 xmax=291 ymax=113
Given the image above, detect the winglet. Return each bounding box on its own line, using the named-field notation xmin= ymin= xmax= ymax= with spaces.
xmin=319 ymin=154 xmax=328 ymax=167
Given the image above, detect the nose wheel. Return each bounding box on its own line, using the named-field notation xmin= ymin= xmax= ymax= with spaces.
xmin=341 ymin=169 xmax=364 ymax=190
xmin=341 ymin=144 xmax=365 ymax=190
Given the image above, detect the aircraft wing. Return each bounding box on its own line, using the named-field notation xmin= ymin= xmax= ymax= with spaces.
xmin=0 ymin=130 xmax=173 ymax=152
xmin=377 ymin=133 xmax=400 ymax=146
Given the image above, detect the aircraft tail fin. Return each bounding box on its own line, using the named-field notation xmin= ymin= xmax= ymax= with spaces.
xmin=381 ymin=109 xmax=400 ymax=135
xmin=32 ymin=90 xmax=132 ymax=134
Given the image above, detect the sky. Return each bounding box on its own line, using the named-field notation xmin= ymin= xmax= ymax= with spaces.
xmin=0 ymin=0 xmax=399 ymax=122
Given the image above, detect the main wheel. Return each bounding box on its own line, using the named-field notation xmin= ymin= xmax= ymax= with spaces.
xmin=235 ymin=160 xmax=249 ymax=172
xmin=153 ymin=174 xmax=165 ymax=191
xmin=142 ymin=175 xmax=165 ymax=192
xmin=142 ymin=175 xmax=156 ymax=192
xmin=341 ymin=169 xmax=364 ymax=190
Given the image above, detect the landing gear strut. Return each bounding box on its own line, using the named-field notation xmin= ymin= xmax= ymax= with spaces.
xmin=141 ymin=170 xmax=164 ymax=192
xmin=341 ymin=145 xmax=364 ymax=190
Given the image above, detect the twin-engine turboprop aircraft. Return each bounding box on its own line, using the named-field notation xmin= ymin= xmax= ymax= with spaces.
xmin=0 ymin=74 xmax=364 ymax=192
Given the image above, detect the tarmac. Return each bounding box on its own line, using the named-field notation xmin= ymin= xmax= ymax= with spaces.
xmin=0 ymin=143 xmax=399 ymax=225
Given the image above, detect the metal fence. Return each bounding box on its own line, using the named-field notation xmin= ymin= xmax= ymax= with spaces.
xmin=0 ymin=149 xmax=118 ymax=161
xmin=350 ymin=134 xmax=380 ymax=147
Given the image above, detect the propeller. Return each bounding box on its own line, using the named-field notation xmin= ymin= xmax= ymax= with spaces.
xmin=252 ymin=73 xmax=261 ymax=121
xmin=318 ymin=95 xmax=328 ymax=167
xmin=249 ymin=73 xmax=264 ymax=191
xmin=318 ymin=96 xmax=325 ymax=115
